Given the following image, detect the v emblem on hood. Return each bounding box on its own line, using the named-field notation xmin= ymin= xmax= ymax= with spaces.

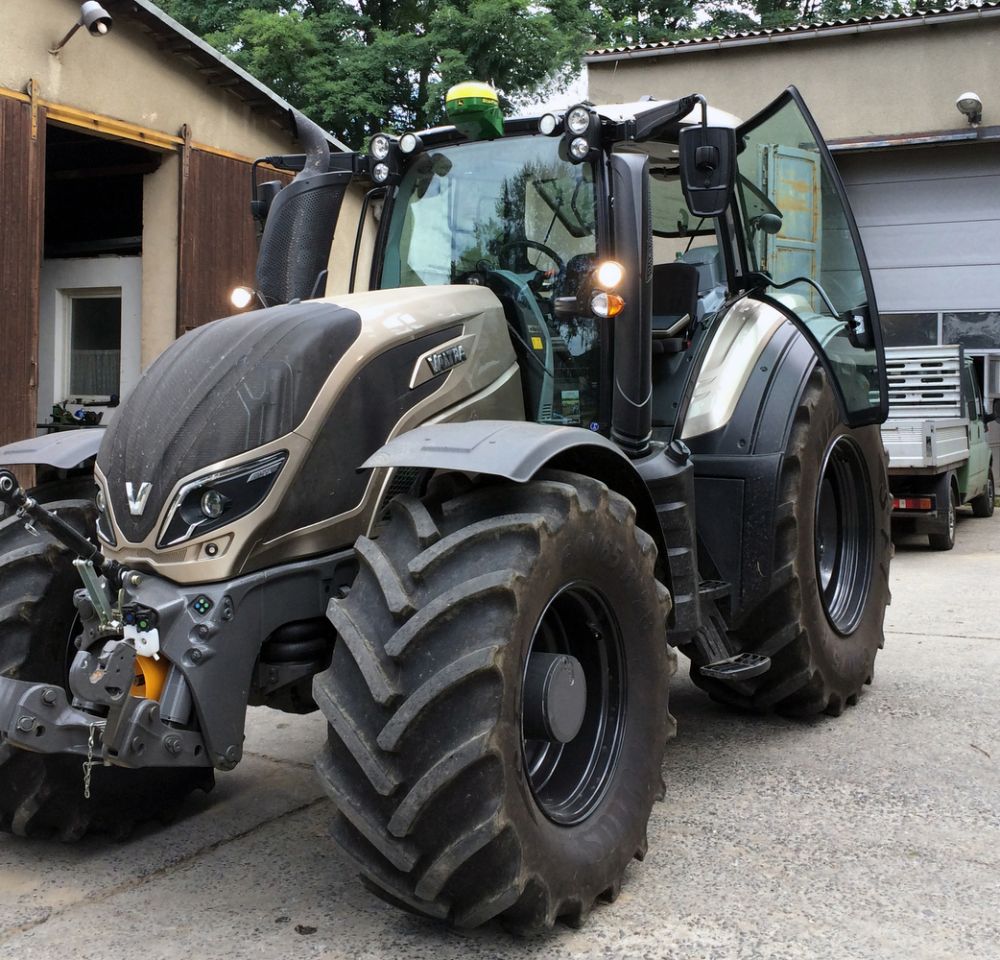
xmin=125 ymin=481 xmax=153 ymax=516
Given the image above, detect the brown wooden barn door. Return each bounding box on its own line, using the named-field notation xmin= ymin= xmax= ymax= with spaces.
xmin=0 ymin=96 xmax=46 ymax=480
xmin=176 ymin=132 xmax=290 ymax=335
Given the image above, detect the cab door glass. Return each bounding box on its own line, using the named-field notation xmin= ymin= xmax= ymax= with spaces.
xmin=736 ymin=89 xmax=887 ymax=425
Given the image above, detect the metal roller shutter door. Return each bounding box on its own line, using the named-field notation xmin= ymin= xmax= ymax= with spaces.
xmin=837 ymin=144 xmax=1000 ymax=314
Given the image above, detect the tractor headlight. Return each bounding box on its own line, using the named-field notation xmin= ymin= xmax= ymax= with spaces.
xmin=595 ymin=260 xmax=624 ymax=289
xmin=372 ymin=161 xmax=390 ymax=183
xmin=569 ymin=136 xmax=590 ymax=160
xmin=567 ymin=106 xmax=590 ymax=135
xmin=200 ymin=489 xmax=226 ymax=519
xmin=370 ymin=133 xmax=391 ymax=160
xmin=157 ymin=452 xmax=287 ymax=548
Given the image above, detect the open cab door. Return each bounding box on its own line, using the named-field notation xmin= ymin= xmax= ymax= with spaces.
xmin=734 ymin=87 xmax=888 ymax=426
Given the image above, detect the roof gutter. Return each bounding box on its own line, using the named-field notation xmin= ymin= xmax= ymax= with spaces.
xmin=828 ymin=124 xmax=1000 ymax=152
xmin=584 ymin=7 xmax=1000 ymax=63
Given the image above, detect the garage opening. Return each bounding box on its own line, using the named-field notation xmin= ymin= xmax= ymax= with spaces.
xmin=38 ymin=124 xmax=161 ymax=425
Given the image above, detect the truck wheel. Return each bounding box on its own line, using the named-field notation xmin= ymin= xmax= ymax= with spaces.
xmin=928 ymin=475 xmax=958 ymax=550
xmin=0 ymin=501 xmax=213 ymax=840
xmin=970 ymin=469 xmax=995 ymax=519
xmin=314 ymin=472 xmax=675 ymax=931
xmin=693 ymin=366 xmax=891 ymax=716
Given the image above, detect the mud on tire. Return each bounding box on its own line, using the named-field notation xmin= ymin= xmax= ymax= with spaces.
xmin=314 ymin=471 xmax=675 ymax=931
xmin=692 ymin=366 xmax=892 ymax=716
xmin=0 ymin=499 xmax=213 ymax=840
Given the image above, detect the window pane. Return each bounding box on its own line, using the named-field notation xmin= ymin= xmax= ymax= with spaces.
xmin=70 ymin=296 xmax=121 ymax=397
xmin=881 ymin=313 xmax=937 ymax=348
xmin=942 ymin=312 xmax=1000 ymax=350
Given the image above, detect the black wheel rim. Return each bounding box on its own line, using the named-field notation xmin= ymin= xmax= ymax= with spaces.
xmin=521 ymin=582 xmax=626 ymax=826
xmin=814 ymin=436 xmax=874 ymax=635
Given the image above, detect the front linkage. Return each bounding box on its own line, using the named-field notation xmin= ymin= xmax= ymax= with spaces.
xmin=0 ymin=469 xmax=351 ymax=777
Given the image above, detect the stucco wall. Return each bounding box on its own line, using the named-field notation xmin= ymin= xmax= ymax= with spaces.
xmin=1 ymin=0 xmax=297 ymax=159
xmin=0 ymin=0 xmax=312 ymax=375
xmin=587 ymin=22 xmax=999 ymax=139
xmin=141 ymin=153 xmax=179 ymax=368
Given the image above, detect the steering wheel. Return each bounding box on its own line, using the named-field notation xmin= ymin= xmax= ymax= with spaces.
xmin=497 ymin=240 xmax=565 ymax=292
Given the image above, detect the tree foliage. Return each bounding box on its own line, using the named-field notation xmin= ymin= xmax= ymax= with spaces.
xmin=159 ymin=1 xmax=912 ymax=146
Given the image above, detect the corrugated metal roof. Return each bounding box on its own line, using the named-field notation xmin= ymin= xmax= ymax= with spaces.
xmin=107 ymin=0 xmax=347 ymax=150
xmin=586 ymin=2 xmax=1000 ymax=60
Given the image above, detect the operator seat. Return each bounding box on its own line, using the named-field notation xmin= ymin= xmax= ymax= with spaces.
xmin=650 ymin=261 xmax=700 ymax=428
xmin=651 ymin=262 xmax=699 ymax=344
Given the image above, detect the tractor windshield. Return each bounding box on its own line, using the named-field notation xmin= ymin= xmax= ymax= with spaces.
xmin=380 ymin=137 xmax=596 ymax=286
xmin=379 ymin=136 xmax=602 ymax=428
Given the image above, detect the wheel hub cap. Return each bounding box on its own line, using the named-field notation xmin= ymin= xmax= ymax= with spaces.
xmin=523 ymin=652 xmax=587 ymax=743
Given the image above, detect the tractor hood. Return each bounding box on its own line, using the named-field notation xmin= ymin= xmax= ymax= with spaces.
xmin=95 ymin=286 xmax=521 ymax=583
xmin=97 ymin=300 xmax=363 ymax=546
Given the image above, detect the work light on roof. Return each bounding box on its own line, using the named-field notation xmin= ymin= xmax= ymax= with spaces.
xmin=399 ymin=132 xmax=422 ymax=155
xmin=539 ymin=113 xmax=559 ymax=136
xmin=566 ymin=106 xmax=591 ymax=135
xmin=370 ymin=134 xmax=391 ymax=160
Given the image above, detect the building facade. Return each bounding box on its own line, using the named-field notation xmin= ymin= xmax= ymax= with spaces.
xmin=0 ymin=0 xmax=344 ymax=461
xmin=587 ymin=5 xmax=1000 ymax=422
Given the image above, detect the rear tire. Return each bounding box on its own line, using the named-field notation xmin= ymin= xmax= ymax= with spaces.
xmin=0 ymin=499 xmax=213 ymax=840
xmin=314 ymin=471 xmax=675 ymax=931
xmin=970 ymin=469 xmax=994 ymax=519
xmin=692 ymin=366 xmax=891 ymax=716
xmin=928 ymin=475 xmax=957 ymax=550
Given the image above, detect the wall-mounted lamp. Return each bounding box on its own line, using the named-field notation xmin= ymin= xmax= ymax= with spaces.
xmin=956 ymin=91 xmax=983 ymax=126
xmin=50 ymin=2 xmax=113 ymax=55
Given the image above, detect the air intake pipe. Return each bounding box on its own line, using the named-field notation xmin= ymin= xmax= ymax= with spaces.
xmin=255 ymin=111 xmax=352 ymax=307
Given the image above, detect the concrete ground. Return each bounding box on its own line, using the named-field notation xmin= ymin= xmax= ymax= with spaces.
xmin=1 ymin=511 xmax=998 ymax=960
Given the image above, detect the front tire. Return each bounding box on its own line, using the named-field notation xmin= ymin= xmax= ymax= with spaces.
xmin=314 ymin=471 xmax=674 ymax=931
xmin=692 ymin=366 xmax=891 ymax=716
xmin=0 ymin=499 xmax=213 ymax=840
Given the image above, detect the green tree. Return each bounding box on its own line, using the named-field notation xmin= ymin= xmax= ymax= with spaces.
xmin=160 ymin=1 xmax=592 ymax=146
xmin=159 ymin=1 xmax=913 ymax=146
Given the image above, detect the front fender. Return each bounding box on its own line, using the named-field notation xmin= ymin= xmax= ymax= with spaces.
xmin=363 ymin=420 xmax=628 ymax=482
xmin=364 ymin=420 xmax=673 ymax=593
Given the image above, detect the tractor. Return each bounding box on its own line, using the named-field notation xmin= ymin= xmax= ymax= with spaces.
xmin=0 ymin=83 xmax=890 ymax=931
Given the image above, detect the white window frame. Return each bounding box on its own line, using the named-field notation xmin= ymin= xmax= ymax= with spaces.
xmin=38 ymin=256 xmax=142 ymax=425
xmin=60 ymin=286 xmax=123 ymax=404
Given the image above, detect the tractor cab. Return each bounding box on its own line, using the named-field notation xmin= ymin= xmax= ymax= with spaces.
xmin=254 ymin=84 xmax=887 ymax=453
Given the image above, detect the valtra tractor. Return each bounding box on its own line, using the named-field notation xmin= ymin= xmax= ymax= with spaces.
xmin=0 ymin=83 xmax=890 ymax=931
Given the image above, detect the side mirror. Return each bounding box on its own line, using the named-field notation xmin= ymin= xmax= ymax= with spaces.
xmin=678 ymin=125 xmax=737 ymax=218
xmin=985 ymin=398 xmax=1000 ymax=425
xmin=250 ymin=180 xmax=284 ymax=229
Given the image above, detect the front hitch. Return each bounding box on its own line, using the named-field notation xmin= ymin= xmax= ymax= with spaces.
xmin=0 ymin=469 xmax=122 ymax=586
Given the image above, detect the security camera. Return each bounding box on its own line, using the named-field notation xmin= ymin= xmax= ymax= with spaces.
xmin=80 ymin=2 xmax=113 ymax=36
xmin=956 ymin=91 xmax=982 ymax=125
